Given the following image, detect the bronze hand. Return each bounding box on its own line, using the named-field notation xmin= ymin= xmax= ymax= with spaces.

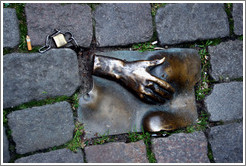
xmin=93 ymin=55 xmax=175 ymax=104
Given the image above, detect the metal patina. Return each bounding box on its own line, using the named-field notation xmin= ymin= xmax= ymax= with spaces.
xmin=78 ymin=49 xmax=201 ymax=138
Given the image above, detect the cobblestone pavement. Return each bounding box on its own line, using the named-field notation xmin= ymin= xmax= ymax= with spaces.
xmin=2 ymin=3 xmax=244 ymax=164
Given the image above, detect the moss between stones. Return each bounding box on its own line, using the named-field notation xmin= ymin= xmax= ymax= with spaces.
xmin=3 ymin=96 xmax=70 ymax=112
xmin=149 ymin=3 xmax=167 ymax=43
xmin=151 ymin=3 xmax=167 ymax=17
xmin=87 ymin=3 xmax=100 ymax=11
xmin=224 ymin=3 xmax=234 ymax=36
xmin=238 ymin=35 xmax=243 ymax=40
xmin=128 ymin=129 xmax=157 ymax=163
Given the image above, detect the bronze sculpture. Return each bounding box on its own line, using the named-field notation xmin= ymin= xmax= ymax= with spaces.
xmin=78 ymin=50 xmax=200 ymax=136
xmin=93 ymin=55 xmax=175 ymax=104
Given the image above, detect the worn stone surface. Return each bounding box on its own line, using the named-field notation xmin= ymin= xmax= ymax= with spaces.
xmin=156 ymin=4 xmax=229 ymax=45
xmin=208 ymin=40 xmax=243 ymax=81
xmin=7 ymin=102 xmax=74 ymax=154
xmin=3 ymin=8 xmax=20 ymax=48
xmin=15 ymin=149 xmax=84 ymax=163
xmin=95 ymin=3 xmax=153 ymax=47
xmin=25 ymin=3 xmax=92 ymax=47
xmin=78 ymin=49 xmax=200 ymax=138
xmin=152 ymin=132 xmax=209 ymax=163
xmin=233 ymin=3 xmax=243 ymax=35
xmin=205 ymin=82 xmax=243 ymax=122
xmin=209 ymin=122 xmax=243 ymax=163
xmin=3 ymin=127 xmax=10 ymax=163
xmin=3 ymin=49 xmax=80 ymax=108
xmin=85 ymin=140 xmax=148 ymax=163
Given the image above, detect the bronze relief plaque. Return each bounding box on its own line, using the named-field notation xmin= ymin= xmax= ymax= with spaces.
xmin=78 ymin=49 xmax=200 ymax=138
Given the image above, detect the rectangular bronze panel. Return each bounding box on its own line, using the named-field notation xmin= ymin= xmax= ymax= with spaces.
xmin=78 ymin=49 xmax=201 ymax=138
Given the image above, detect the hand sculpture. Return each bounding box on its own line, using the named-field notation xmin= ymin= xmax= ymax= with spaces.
xmin=93 ymin=55 xmax=175 ymax=104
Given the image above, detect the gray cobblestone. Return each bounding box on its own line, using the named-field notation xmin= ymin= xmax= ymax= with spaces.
xmin=233 ymin=3 xmax=243 ymax=35
xmin=15 ymin=149 xmax=84 ymax=163
xmin=7 ymin=102 xmax=74 ymax=154
xmin=3 ymin=127 xmax=10 ymax=163
xmin=208 ymin=40 xmax=243 ymax=81
xmin=205 ymin=82 xmax=243 ymax=122
xmin=156 ymin=4 xmax=229 ymax=45
xmin=209 ymin=122 xmax=243 ymax=163
xmin=95 ymin=3 xmax=153 ymax=47
xmin=3 ymin=49 xmax=80 ymax=108
xmin=152 ymin=131 xmax=209 ymax=163
xmin=85 ymin=140 xmax=148 ymax=163
xmin=3 ymin=8 xmax=20 ymax=48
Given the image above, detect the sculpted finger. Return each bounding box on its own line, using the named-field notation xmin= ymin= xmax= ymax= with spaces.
xmin=140 ymin=88 xmax=166 ymax=104
xmin=147 ymin=57 xmax=166 ymax=67
xmin=139 ymin=57 xmax=165 ymax=67
xmin=139 ymin=93 xmax=155 ymax=104
xmin=153 ymin=84 xmax=173 ymax=100
xmin=146 ymin=82 xmax=172 ymax=100
xmin=154 ymin=77 xmax=175 ymax=94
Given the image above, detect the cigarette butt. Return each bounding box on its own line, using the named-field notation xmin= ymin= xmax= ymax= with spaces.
xmin=26 ymin=35 xmax=32 ymax=51
xmin=151 ymin=41 xmax=158 ymax=45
